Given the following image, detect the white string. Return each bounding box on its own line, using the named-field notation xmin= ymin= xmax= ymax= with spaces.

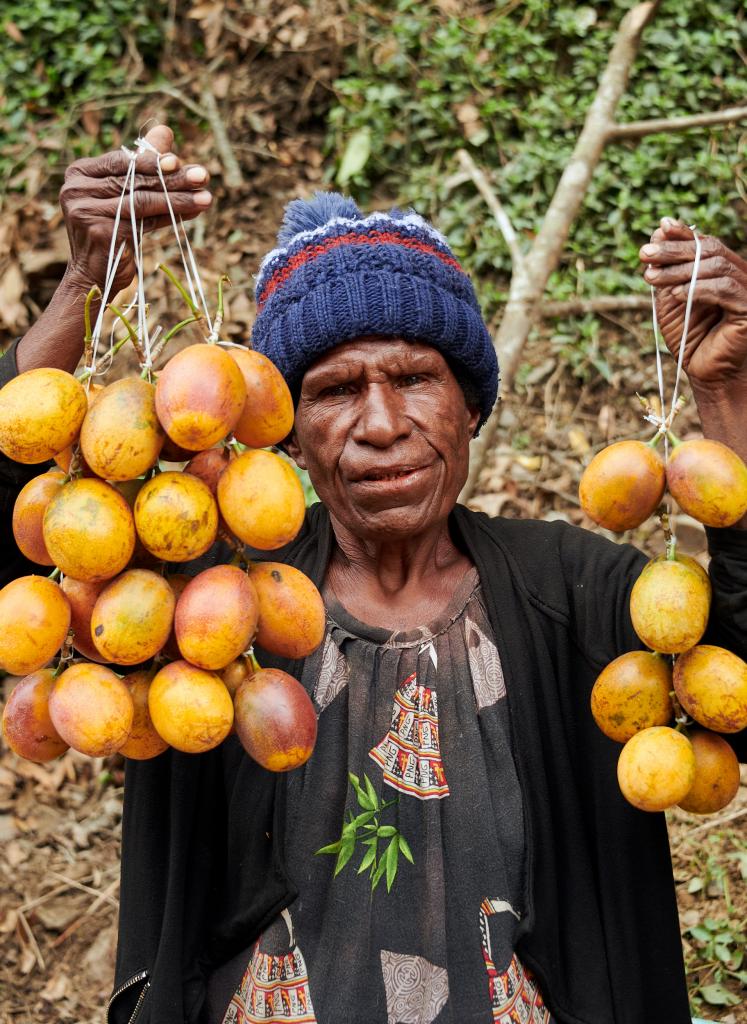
xmin=648 ymin=225 xmax=702 ymax=551
xmin=648 ymin=226 xmax=702 ymax=461
xmin=87 ymin=136 xmax=215 ymax=384
xmin=135 ymin=136 xmax=215 ymax=336
xmin=88 ymin=155 xmax=138 ymax=383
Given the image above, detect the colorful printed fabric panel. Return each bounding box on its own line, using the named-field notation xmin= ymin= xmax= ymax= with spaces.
xmin=219 ymin=569 xmax=552 ymax=1024
xmin=369 ymin=672 xmax=450 ymax=799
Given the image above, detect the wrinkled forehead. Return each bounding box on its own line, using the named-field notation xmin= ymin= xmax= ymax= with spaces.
xmin=300 ymin=336 xmax=451 ymax=387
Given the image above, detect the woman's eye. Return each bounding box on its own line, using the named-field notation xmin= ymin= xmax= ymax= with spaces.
xmin=321 ymin=383 xmax=351 ymax=398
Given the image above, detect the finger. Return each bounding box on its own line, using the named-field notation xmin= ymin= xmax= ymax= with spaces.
xmin=65 ymin=147 xmax=182 ymax=182
xmin=639 ymin=237 xmax=722 ymax=265
xmin=643 ymin=254 xmax=743 ymax=287
xmin=70 ymin=189 xmax=213 ymax=229
xmin=668 ymin=278 xmax=747 ymax=316
xmin=63 ymin=166 xmax=210 ymax=201
xmin=658 ymin=218 xmax=694 ymax=241
xmin=143 ymin=124 xmax=174 ymax=155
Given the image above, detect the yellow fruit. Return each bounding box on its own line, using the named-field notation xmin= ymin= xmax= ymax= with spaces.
xmin=677 ymin=729 xmax=741 ymax=814
xmin=579 ymin=440 xmax=665 ymax=532
xmin=248 ymin=562 xmax=325 ymax=659
xmin=174 ymin=564 xmax=258 ymax=670
xmin=217 ymin=450 xmax=305 ymax=550
xmin=118 ymin=671 xmax=169 ymax=760
xmin=148 ymin=660 xmax=233 ymax=754
xmin=91 ymin=569 xmax=175 ymax=665
xmin=590 ymin=651 xmax=673 ymax=743
xmin=80 ymin=378 xmax=164 ymax=480
xmin=228 ymin=348 xmax=294 ymax=449
xmin=0 ymin=576 xmax=71 ymax=675
xmin=48 ymin=662 xmax=134 ymax=757
xmin=43 ymin=478 xmax=136 ymax=582
xmin=2 ymin=669 xmax=69 ymax=762
xmin=134 ymin=471 xmax=218 ymax=562
xmin=666 ymin=438 xmax=747 ymax=527
xmin=155 ymin=343 xmax=246 ymax=450
xmin=221 ymin=655 xmax=251 ymax=699
xmin=0 ymin=368 xmax=87 ymax=463
xmin=673 ymin=645 xmax=747 ymax=733
xmin=12 ymin=470 xmax=65 ymax=565
xmin=234 ymin=668 xmax=317 ymax=772
xmin=617 ymin=726 xmax=695 ymax=812
xmin=629 ymin=556 xmax=710 ymax=654
xmin=60 ymin=577 xmax=108 ymax=663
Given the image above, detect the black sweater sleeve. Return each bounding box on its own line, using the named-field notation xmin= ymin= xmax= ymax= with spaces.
xmin=0 ymin=339 xmax=52 ymax=585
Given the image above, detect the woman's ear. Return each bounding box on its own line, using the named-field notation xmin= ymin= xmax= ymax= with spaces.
xmin=284 ymin=430 xmax=307 ymax=469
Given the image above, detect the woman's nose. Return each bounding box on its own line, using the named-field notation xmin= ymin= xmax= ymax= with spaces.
xmin=351 ymin=384 xmax=411 ymax=447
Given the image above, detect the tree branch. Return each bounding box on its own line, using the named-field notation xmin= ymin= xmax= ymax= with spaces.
xmin=539 ymin=294 xmax=651 ymax=317
xmin=609 ymin=105 xmax=747 ymax=140
xmin=460 ymin=0 xmax=660 ymax=503
xmin=456 ymin=148 xmax=525 ymax=273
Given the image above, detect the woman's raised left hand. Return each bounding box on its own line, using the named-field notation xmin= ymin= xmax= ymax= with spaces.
xmin=639 ymin=219 xmax=747 ymax=395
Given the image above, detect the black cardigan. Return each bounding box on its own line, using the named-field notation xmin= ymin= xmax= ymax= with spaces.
xmin=108 ymin=503 xmax=747 ymax=1024
xmin=2 ymin=343 xmax=746 ymax=1024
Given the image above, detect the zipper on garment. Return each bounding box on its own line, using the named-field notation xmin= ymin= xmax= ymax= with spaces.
xmin=106 ymin=970 xmax=149 ymax=1024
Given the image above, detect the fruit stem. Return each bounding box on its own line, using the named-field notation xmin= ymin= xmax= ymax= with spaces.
xmin=247 ymin=649 xmax=261 ymax=674
xmin=158 ymin=263 xmax=202 ymax=319
xmin=666 ymin=431 xmax=681 ymax=448
xmin=83 ymin=286 xmax=102 ymax=371
xmin=669 ymin=687 xmax=689 ymax=730
xmin=109 ymin=304 xmax=147 ymax=365
xmin=159 ymin=314 xmax=200 ymax=351
xmin=47 ymin=567 xmax=61 ymax=582
xmin=646 ymin=433 xmax=663 ymax=449
xmin=657 ymin=508 xmax=677 ymax=560
xmin=53 ymin=630 xmax=75 ymax=677
xmin=207 ymin=274 xmax=232 ymax=343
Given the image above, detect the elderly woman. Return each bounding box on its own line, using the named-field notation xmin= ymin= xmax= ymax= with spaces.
xmin=2 ymin=126 xmax=747 ymax=1024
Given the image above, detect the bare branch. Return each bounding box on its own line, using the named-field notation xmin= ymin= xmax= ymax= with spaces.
xmin=609 ymin=105 xmax=747 ymax=140
xmin=456 ymin=148 xmax=525 ymax=272
xmin=200 ymin=80 xmax=245 ymax=190
xmin=539 ymin=295 xmax=651 ymax=317
xmin=460 ymin=0 xmax=661 ymax=503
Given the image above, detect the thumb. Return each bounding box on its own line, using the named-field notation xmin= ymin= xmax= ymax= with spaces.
xmin=143 ymin=124 xmax=174 ymax=155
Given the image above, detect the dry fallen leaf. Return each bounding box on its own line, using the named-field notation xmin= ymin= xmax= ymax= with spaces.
xmin=567 ymin=427 xmax=591 ymax=456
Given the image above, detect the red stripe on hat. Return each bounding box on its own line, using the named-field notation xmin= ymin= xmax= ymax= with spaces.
xmin=257 ymin=229 xmax=464 ymax=308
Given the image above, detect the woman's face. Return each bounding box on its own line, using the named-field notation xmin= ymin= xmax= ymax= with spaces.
xmin=287 ymin=337 xmax=479 ymax=542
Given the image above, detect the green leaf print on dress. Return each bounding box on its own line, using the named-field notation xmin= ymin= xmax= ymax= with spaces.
xmin=315 ymin=772 xmax=414 ymax=893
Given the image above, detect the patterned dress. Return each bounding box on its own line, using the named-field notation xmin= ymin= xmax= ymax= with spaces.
xmin=214 ymin=570 xmax=552 ymax=1024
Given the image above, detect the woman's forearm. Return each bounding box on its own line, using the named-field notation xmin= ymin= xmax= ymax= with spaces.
xmin=15 ymin=266 xmax=101 ymax=375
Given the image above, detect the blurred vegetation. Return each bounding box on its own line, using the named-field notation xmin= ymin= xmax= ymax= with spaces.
xmin=3 ymin=0 xmax=745 ymax=322
xmin=0 ymin=0 xmax=166 ymax=187
xmin=325 ymin=0 xmax=747 ymax=320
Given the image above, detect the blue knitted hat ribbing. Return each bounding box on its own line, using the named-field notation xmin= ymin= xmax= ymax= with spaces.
xmin=251 ymin=192 xmax=499 ymax=430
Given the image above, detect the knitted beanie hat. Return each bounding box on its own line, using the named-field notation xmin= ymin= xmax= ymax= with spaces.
xmin=251 ymin=192 xmax=499 ymax=429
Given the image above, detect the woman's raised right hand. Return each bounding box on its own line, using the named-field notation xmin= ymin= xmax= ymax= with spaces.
xmin=59 ymin=124 xmax=213 ymax=295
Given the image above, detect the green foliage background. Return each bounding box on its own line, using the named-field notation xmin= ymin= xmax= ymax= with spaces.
xmin=0 ymin=0 xmax=165 ymax=184
xmin=1 ymin=0 xmax=745 ymax=322
xmin=326 ymin=0 xmax=747 ymax=320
